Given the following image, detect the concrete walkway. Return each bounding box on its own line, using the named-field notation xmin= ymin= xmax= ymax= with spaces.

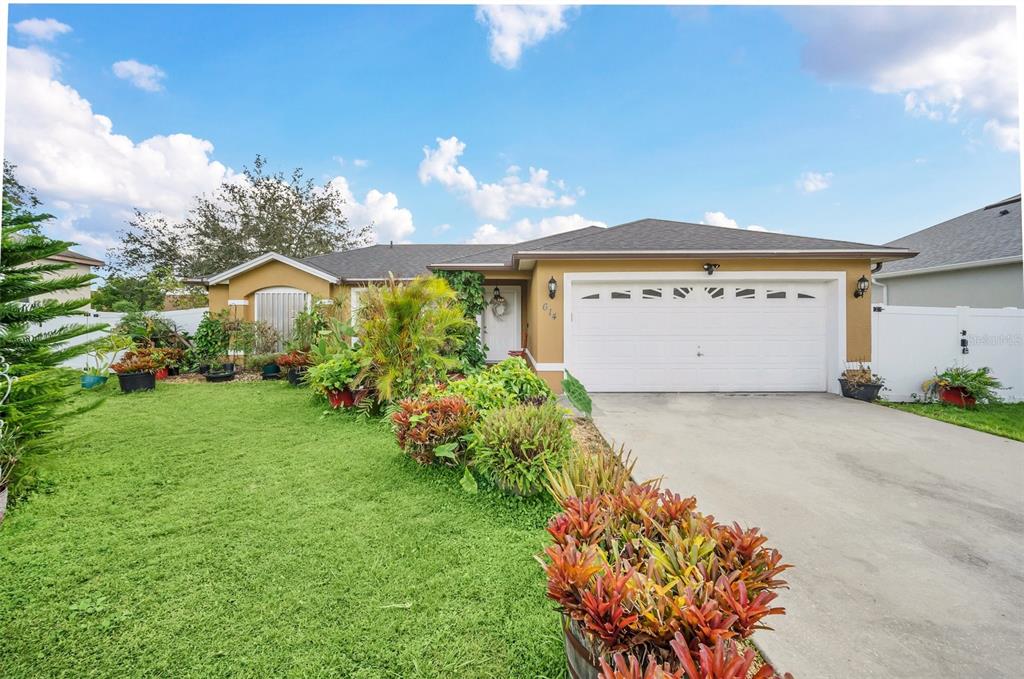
xmin=591 ymin=393 xmax=1024 ymax=678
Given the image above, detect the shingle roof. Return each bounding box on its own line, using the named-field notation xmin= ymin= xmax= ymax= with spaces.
xmin=513 ymin=218 xmax=909 ymax=255
xmin=879 ymin=195 xmax=1022 ymax=274
xmin=302 ymin=243 xmax=500 ymax=280
xmin=434 ymin=226 xmax=607 ymax=267
xmin=51 ymin=248 xmax=105 ymax=267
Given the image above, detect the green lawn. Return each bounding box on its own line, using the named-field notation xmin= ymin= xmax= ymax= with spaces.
xmin=0 ymin=382 xmax=565 ymax=678
xmin=886 ymin=401 xmax=1024 ymax=442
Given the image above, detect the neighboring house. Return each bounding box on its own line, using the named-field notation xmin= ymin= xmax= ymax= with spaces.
xmin=30 ymin=248 xmax=104 ymax=309
xmin=194 ymin=219 xmax=915 ymax=394
xmin=872 ymin=195 xmax=1023 ymax=308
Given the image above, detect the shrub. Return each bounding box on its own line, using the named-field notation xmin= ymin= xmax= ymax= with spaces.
xmin=305 ymin=351 xmax=361 ymax=395
xmin=114 ymin=311 xmax=188 ymax=349
xmin=356 ymin=275 xmax=472 ymax=403
xmin=444 ymin=374 xmax=520 ymax=411
xmin=934 ymin=366 xmax=1003 ymax=404
xmin=153 ymin=347 xmax=184 ymax=369
xmin=469 ymin=402 xmax=574 ymax=495
xmin=247 ymin=353 xmax=281 ymax=370
xmin=540 ymin=485 xmax=790 ymax=672
xmin=438 ymin=357 xmax=553 ymax=412
xmin=276 ymin=350 xmax=310 ymax=369
xmin=189 ymin=311 xmax=229 ymax=365
xmin=391 ymin=395 xmax=477 ymax=464
xmin=111 ymin=350 xmax=159 ymax=374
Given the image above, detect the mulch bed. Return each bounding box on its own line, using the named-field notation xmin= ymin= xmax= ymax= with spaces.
xmin=164 ymin=372 xmax=265 ymax=384
xmin=571 ymin=417 xmax=613 ymax=456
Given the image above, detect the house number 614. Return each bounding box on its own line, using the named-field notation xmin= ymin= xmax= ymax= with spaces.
xmin=542 ymin=302 xmax=557 ymax=320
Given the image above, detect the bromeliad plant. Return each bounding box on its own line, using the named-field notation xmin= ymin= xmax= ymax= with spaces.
xmin=391 ymin=395 xmax=477 ymax=465
xmin=540 ymin=483 xmax=791 ymax=673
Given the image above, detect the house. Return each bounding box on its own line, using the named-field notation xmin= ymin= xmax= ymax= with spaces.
xmin=195 ymin=219 xmax=916 ymax=393
xmin=872 ymin=195 xmax=1023 ymax=308
xmin=32 ymin=248 xmax=105 ymax=309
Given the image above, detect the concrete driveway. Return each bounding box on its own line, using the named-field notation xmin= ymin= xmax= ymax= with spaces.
xmin=591 ymin=393 xmax=1024 ymax=678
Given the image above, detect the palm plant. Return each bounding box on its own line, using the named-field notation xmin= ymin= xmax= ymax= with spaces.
xmin=355 ymin=275 xmax=471 ymax=403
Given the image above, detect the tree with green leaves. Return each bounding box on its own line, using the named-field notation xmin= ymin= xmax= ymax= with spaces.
xmin=108 ymin=155 xmax=372 ymax=278
xmin=91 ymin=268 xmax=206 ymax=312
xmin=1 ymin=176 xmax=106 ymax=501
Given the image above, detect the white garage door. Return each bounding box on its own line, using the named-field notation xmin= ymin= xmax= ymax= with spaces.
xmin=567 ymin=280 xmax=829 ymax=392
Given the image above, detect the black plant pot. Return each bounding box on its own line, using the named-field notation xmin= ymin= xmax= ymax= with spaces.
xmin=262 ymin=364 xmax=282 ymax=380
xmin=167 ymin=366 xmax=180 ymax=376
xmin=287 ymin=367 xmax=307 ymax=386
xmin=117 ymin=371 xmax=156 ymax=394
xmin=221 ymin=362 xmax=236 ymax=372
xmin=838 ymin=378 xmax=883 ymax=402
xmin=205 ymin=368 xmax=236 ymax=383
xmin=198 ymin=364 xmax=210 ymax=375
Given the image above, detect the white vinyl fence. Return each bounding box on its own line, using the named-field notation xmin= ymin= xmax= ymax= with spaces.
xmin=871 ymin=305 xmax=1023 ymax=403
xmin=31 ymin=307 xmax=209 ymax=370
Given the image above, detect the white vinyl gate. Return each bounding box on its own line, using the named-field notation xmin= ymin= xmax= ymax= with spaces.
xmin=255 ymin=287 xmax=310 ymax=351
xmin=872 ymin=305 xmax=1023 ymax=402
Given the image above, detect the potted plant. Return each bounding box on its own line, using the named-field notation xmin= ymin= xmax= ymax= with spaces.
xmin=204 ymin=361 xmax=237 ymax=383
xmin=838 ymin=362 xmax=886 ymax=402
xmin=111 ymin=351 xmax=159 ymax=393
xmin=159 ymin=348 xmax=185 ymax=377
xmin=277 ymin=350 xmax=310 ymax=386
xmin=305 ymin=352 xmax=362 ymax=408
xmin=81 ymin=334 xmax=133 ymax=389
xmin=249 ymin=353 xmax=282 ymax=380
xmin=932 ymin=366 xmax=1003 ymax=408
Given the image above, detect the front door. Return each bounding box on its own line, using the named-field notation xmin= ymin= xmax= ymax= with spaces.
xmin=481 ymin=286 xmax=521 ymax=363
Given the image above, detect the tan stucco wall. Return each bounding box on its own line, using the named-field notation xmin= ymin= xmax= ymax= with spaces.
xmin=208 ymin=261 xmax=336 ymax=321
xmin=526 ymin=258 xmax=875 ymax=369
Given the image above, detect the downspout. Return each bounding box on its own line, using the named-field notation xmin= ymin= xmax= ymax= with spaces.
xmin=870 ymin=262 xmax=887 ymax=305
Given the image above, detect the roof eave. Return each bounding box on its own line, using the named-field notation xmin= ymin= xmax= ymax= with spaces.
xmin=512 ymin=249 xmax=918 ymax=263
xmin=874 ymin=255 xmax=1022 ymax=279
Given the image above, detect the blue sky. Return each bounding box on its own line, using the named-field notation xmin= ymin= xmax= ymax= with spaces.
xmin=4 ymin=4 xmax=1021 ymax=259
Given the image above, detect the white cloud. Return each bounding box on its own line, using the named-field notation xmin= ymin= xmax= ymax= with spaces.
xmin=475 ymin=5 xmax=576 ymax=68
xmin=418 ymin=136 xmax=577 ymax=220
xmin=4 ymin=47 xmax=229 ymax=220
xmin=14 ymin=18 xmax=71 ymax=41
xmin=467 ymin=213 xmax=605 ymax=244
xmin=433 ymin=223 xmax=452 ymax=235
xmin=352 ymin=158 xmax=369 ymax=168
xmin=788 ymin=6 xmax=1019 ymax=151
xmin=796 ymin=171 xmax=833 ymax=193
xmin=701 ymin=211 xmax=775 ymax=232
xmin=112 ymin=59 xmax=166 ymax=92
xmin=329 ymin=176 xmax=415 ymax=245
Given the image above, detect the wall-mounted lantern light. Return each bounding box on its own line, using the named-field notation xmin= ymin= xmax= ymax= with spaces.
xmin=703 ymin=263 xmax=720 ymax=276
xmin=853 ymin=275 xmax=870 ymax=298
xmin=490 ymin=286 xmax=507 ymax=318
xmin=548 ymin=276 xmax=558 ymax=299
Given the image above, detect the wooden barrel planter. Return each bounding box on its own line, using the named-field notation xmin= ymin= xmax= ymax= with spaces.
xmin=563 ymin=617 xmax=602 ymax=679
